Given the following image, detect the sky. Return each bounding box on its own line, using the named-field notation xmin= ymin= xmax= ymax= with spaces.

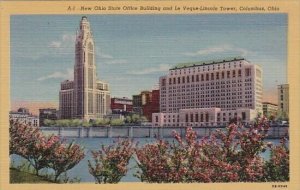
xmin=11 ymin=14 xmax=287 ymax=107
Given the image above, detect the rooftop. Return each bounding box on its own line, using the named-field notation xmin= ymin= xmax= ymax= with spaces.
xmin=170 ymin=56 xmax=245 ymax=70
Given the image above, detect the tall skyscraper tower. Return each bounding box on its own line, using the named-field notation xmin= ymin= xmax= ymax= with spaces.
xmin=59 ymin=16 xmax=111 ymax=120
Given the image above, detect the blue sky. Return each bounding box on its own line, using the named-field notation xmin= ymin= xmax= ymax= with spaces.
xmin=11 ymin=14 xmax=287 ymax=103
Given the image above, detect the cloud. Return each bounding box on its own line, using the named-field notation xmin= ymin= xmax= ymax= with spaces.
xmin=49 ymin=41 xmax=62 ymax=48
xmin=48 ymin=34 xmax=76 ymax=49
xmin=104 ymin=59 xmax=128 ymax=65
xmin=38 ymin=68 xmax=73 ymax=81
xmin=95 ymin=46 xmax=114 ymax=59
xmin=128 ymin=64 xmax=171 ymax=75
xmin=183 ymin=45 xmax=250 ymax=57
xmin=98 ymin=53 xmax=113 ymax=59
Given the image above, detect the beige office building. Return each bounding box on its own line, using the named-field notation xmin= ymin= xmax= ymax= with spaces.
xmin=153 ymin=57 xmax=263 ymax=127
xmin=59 ymin=16 xmax=110 ymax=120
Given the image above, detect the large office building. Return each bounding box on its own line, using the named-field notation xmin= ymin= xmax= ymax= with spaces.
xmin=277 ymin=84 xmax=289 ymax=116
xmin=59 ymin=16 xmax=111 ymax=120
xmin=152 ymin=57 xmax=263 ymax=127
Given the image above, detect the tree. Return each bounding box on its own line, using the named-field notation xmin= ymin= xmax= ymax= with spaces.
xmin=110 ymin=119 xmax=125 ymax=126
xmin=49 ymin=141 xmax=85 ymax=182
xmin=88 ymin=139 xmax=134 ymax=183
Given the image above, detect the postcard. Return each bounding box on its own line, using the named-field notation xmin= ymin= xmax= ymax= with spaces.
xmin=0 ymin=0 xmax=299 ymax=190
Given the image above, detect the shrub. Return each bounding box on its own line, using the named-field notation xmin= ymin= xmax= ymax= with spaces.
xmin=48 ymin=141 xmax=85 ymax=182
xmin=134 ymin=116 xmax=288 ymax=183
xmin=263 ymin=138 xmax=289 ymax=181
xmin=88 ymin=139 xmax=134 ymax=183
xmin=10 ymin=120 xmax=85 ymax=181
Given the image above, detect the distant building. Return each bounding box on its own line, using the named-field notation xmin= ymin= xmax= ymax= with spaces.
xmin=39 ymin=108 xmax=58 ymax=126
xmin=59 ymin=16 xmax=111 ymax=120
xmin=132 ymin=91 xmax=151 ymax=115
xmin=132 ymin=90 xmax=160 ymax=121
xmin=277 ymin=84 xmax=289 ymax=116
xmin=17 ymin=107 xmax=29 ymax=114
xmin=153 ymin=57 xmax=263 ymax=127
xmin=262 ymin=102 xmax=278 ymax=118
xmin=10 ymin=108 xmax=39 ymax=127
xmin=142 ymin=89 xmax=160 ymax=121
xmin=111 ymin=97 xmax=133 ymax=115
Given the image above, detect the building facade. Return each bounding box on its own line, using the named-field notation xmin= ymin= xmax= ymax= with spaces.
xmin=111 ymin=97 xmax=133 ymax=115
xmin=132 ymin=91 xmax=152 ymax=115
xmin=39 ymin=108 xmax=58 ymax=126
xmin=142 ymin=89 xmax=160 ymax=121
xmin=262 ymin=102 xmax=278 ymax=118
xmin=10 ymin=108 xmax=39 ymax=127
xmin=59 ymin=16 xmax=111 ymax=120
xmin=277 ymin=84 xmax=289 ymax=117
xmin=153 ymin=57 xmax=263 ymax=127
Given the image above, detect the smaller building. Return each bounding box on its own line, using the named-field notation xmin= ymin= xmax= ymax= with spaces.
xmin=133 ymin=90 xmax=160 ymax=121
xmin=132 ymin=91 xmax=152 ymax=115
xmin=152 ymin=108 xmax=256 ymax=127
xmin=142 ymin=90 xmax=160 ymax=121
xmin=262 ymin=102 xmax=278 ymax=119
xmin=39 ymin=108 xmax=58 ymax=126
xmin=111 ymin=97 xmax=133 ymax=115
xmin=10 ymin=108 xmax=39 ymax=127
xmin=278 ymin=84 xmax=289 ymax=117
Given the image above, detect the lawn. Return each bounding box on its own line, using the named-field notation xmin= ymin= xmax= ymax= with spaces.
xmin=10 ymin=168 xmax=54 ymax=183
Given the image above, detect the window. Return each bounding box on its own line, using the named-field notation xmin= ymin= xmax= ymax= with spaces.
xmin=205 ymin=113 xmax=209 ymax=122
xmin=195 ymin=113 xmax=199 ymax=122
xmin=206 ymin=73 xmax=209 ymax=81
xmin=242 ymin=112 xmax=246 ymax=120
xmin=185 ymin=114 xmax=188 ymax=122
xmin=187 ymin=76 xmax=190 ymax=83
xmin=169 ymin=78 xmax=172 ymax=85
xmin=182 ymin=76 xmax=185 ymax=83
xmin=200 ymin=114 xmax=203 ymax=122
xmin=192 ymin=75 xmax=194 ymax=82
xmin=238 ymin=69 xmax=241 ymax=77
xmin=222 ymin=72 xmax=225 ymax=79
xmin=227 ymin=71 xmax=230 ymax=78
xmin=88 ymin=52 xmax=94 ymax=66
xmin=162 ymin=79 xmax=166 ymax=86
xmin=156 ymin=116 xmax=158 ymax=122
xmin=211 ymin=73 xmax=214 ymax=80
xmin=216 ymin=72 xmax=219 ymax=79
xmin=190 ymin=114 xmax=193 ymax=122
xmin=196 ymin=75 xmax=199 ymax=82
xmin=245 ymin=68 xmax=251 ymax=76
xmin=178 ymin=77 xmax=180 ymax=84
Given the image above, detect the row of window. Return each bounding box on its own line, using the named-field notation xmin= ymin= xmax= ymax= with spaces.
xmin=163 ymin=69 xmax=253 ymax=86
xmin=170 ymin=61 xmax=245 ymax=76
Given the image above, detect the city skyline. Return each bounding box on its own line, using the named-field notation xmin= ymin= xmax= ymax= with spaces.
xmin=11 ymin=14 xmax=287 ymax=109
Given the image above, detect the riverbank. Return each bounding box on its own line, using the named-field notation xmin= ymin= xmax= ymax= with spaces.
xmin=40 ymin=125 xmax=288 ymax=139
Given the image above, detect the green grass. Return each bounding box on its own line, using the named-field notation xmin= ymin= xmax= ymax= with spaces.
xmin=10 ymin=168 xmax=54 ymax=183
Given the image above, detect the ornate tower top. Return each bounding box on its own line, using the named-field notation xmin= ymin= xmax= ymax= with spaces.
xmin=76 ymin=16 xmax=92 ymax=43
